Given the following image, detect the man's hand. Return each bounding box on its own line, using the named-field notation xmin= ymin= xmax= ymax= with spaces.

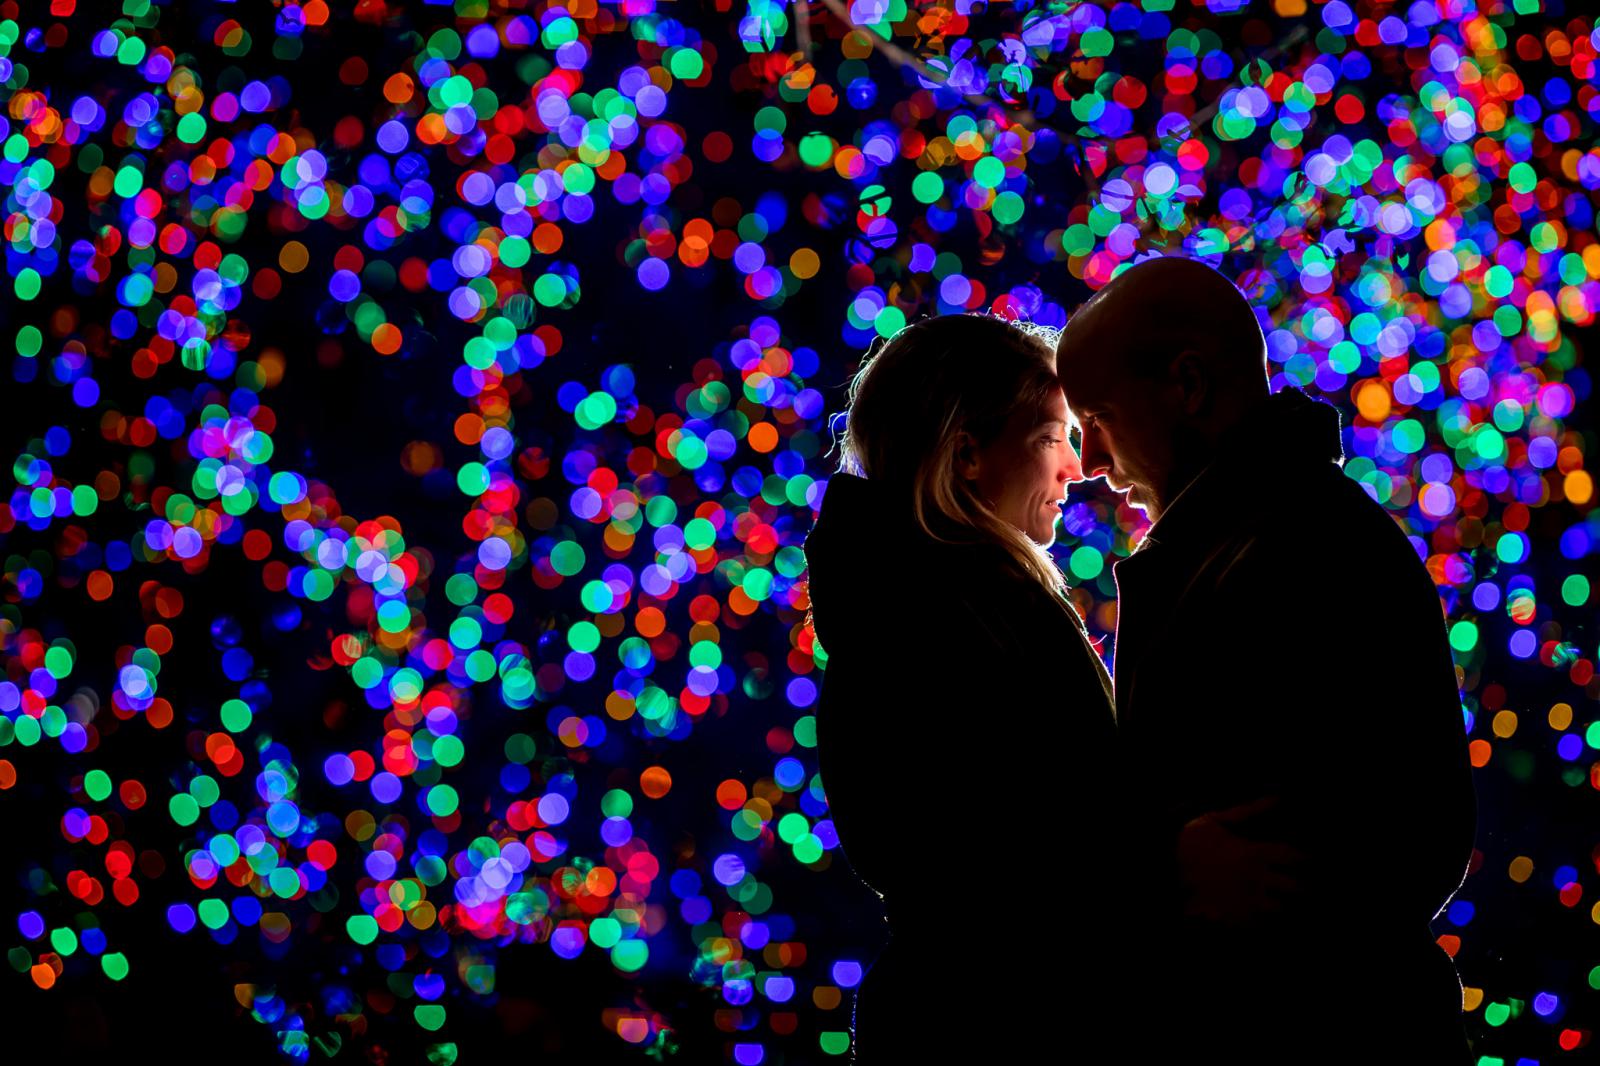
xmin=1176 ymin=795 xmax=1307 ymax=927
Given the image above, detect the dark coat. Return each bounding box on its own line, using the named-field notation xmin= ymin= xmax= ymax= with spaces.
xmin=1110 ymin=387 xmax=1478 ymax=1062
xmin=804 ymin=472 xmax=1120 ymax=1060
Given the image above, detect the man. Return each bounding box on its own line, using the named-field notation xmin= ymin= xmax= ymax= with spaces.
xmin=1056 ymin=256 xmax=1477 ymax=1063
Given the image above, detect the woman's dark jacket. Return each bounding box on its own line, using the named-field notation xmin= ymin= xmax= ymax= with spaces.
xmin=804 ymin=473 xmax=1120 ymax=1059
xmin=1110 ymin=387 xmax=1477 ymax=1062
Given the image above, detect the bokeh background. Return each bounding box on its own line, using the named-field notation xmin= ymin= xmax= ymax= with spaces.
xmin=1 ymin=0 xmax=1596 ymax=1062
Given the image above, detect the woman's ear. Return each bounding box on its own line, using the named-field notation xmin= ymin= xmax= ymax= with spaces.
xmin=953 ymin=430 xmax=981 ymax=481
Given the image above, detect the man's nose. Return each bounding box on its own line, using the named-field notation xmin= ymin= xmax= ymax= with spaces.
xmin=1079 ymin=432 xmax=1112 ymax=480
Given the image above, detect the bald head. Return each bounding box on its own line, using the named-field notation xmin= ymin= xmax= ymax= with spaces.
xmin=1059 ymin=256 xmax=1268 ymax=387
xmin=1054 ymin=257 xmax=1271 ymax=523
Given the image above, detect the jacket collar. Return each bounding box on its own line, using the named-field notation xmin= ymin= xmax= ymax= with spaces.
xmin=1130 ymin=387 xmax=1345 ymax=556
xmin=807 ymin=472 xmax=1098 ymax=636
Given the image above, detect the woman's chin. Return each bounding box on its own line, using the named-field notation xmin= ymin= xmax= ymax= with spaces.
xmin=1003 ymin=509 xmax=1059 ymax=546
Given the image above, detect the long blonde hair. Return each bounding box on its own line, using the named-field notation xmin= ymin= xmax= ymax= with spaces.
xmin=833 ymin=313 xmax=1070 ymax=602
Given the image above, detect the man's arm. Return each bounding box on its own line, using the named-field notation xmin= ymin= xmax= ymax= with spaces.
xmin=1221 ymin=519 xmax=1476 ymax=926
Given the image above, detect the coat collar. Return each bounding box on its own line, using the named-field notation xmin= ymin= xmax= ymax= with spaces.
xmin=807 ymin=473 xmax=1108 ymax=649
xmin=1107 ymin=389 xmax=1344 ymax=725
xmin=1126 ymin=387 xmax=1345 ymax=558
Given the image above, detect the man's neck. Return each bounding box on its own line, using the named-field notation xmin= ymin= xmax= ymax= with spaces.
xmin=1148 ymin=453 xmax=1211 ymax=531
xmin=1141 ymin=389 xmax=1283 ymax=543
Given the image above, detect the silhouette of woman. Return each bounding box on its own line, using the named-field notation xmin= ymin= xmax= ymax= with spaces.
xmin=803 ymin=314 xmax=1121 ymax=1061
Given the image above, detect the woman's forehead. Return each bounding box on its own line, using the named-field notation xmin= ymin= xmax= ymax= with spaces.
xmin=1015 ymin=390 xmax=1067 ymax=430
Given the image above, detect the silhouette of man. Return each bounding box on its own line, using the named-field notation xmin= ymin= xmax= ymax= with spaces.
xmin=1056 ymin=256 xmax=1477 ymax=1063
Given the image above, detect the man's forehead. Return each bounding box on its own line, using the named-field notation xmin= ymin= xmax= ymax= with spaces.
xmin=1057 ymin=353 xmax=1114 ymax=399
xmin=1057 ymin=319 xmax=1114 ymax=374
xmin=1059 ymin=375 xmax=1120 ymax=431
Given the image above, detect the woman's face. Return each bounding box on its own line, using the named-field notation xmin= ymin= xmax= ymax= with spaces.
xmin=971 ymin=388 xmax=1084 ymax=545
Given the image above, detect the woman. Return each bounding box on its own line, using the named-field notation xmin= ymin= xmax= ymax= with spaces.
xmin=803 ymin=313 xmax=1122 ymax=1061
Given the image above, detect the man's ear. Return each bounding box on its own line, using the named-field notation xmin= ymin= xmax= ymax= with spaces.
xmin=953 ymin=430 xmax=981 ymax=481
xmin=1172 ymin=350 xmax=1207 ymax=415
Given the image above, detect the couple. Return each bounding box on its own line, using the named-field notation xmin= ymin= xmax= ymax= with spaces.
xmin=804 ymin=257 xmax=1478 ymax=1063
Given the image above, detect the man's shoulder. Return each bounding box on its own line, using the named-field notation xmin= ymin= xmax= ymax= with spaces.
xmin=1231 ymin=462 xmax=1407 ymax=543
xmin=1306 ymin=465 xmax=1425 ymax=564
xmin=1191 ymin=465 xmax=1423 ymax=590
